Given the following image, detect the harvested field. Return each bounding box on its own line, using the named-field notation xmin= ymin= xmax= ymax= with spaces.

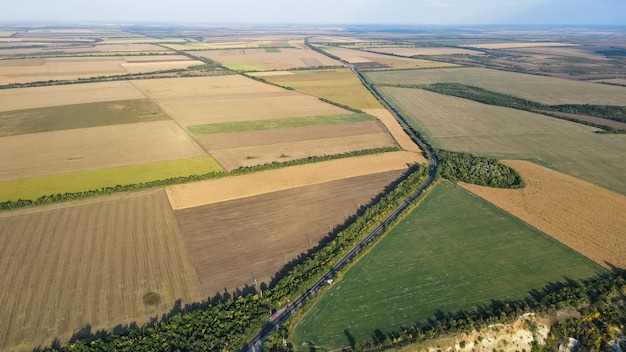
xmin=0 ymin=120 xmax=207 ymax=182
xmin=0 ymin=81 xmax=145 ymax=112
xmin=537 ymin=110 xmax=626 ymax=130
xmin=461 ymin=42 xmax=578 ymax=49
xmin=459 ymin=160 xmax=626 ymax=269
xmin=504 ymin=46 xmax=612 ymax=61
xmin=56 ymin=43 xmax=170 ymax=53
xmin=363 ymin=108 xmax=422 ymax=154
xmin=0 ymin=99 xmax=169 ymax=137
xmin=366 ymin=67 xmax=626 ymax=105
xmin=366 ymin=47 xmax=484 ymax=56
xmin=247 ymin=71 xmax=293 ymax=77
xmin=377 ymin=87 xmax=626 ymax=195
xmin=209 ymin=132 xmax=397 ymax=171
xmin=321 ymin=46 xmax=457 ymax=69
xmin=194 ymin=48 xmax=341 ymax=71
xmin=166 ymin=151 xmax=421 ymax=209
xmin=262 ymin=68 xmax=382 ymax=110
xmin=0 ymin=189 xmax=204 ymax=352
xmin=164 ymin=41 xmax=284 ymax=51
xmin=0 ymin=56 xmax=201 ymax=84
xmin=130 ymin=75 xmax=346 ymax=125
xmin=174 ymin=170 xmax=404 ymax=297
xmin=595 ymin=78 xmax=626 ymax=85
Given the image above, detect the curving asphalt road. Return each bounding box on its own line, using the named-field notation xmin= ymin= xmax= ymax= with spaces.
xmin=239 ymin=43 xmax=438 ymax=352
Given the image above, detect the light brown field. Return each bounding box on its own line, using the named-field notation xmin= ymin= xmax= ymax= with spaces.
xmin=595 ymin=78 xmax=626 ymax=85
xmin=174 ymin=170 xmax=404 ymax=296
xmin=53 ymin=43 xmax=170 ymax=53
xmin=363 ymin=108 xmax=423 ymax=154
xmin=194 ymin=48 xmax=341 ymax=71
xmin=0 ymin=189 xmax=204 ymax=352
xmin=248 ymin=70 xmax=293 ymax=77
xmin=130 ymin=75 xmax=346 ymax=125
xmin=461 ymin=42 xmax=578 ymax=49
xmin=0 ymin=120 xmax=207 ymax=182
xmin=0 ymin=81 xmax=145 ymax=112
xmin=503 ymin=46 xmax=612 ymax=61
xmin=0 ymin=56 xmax=201 ymax=84
xmin=166 ymin=150 xmax=422 ymax=209
xmin=459 ymin=160 xmax=626 ymax=269
xmin=323 ymin=46 xmax=457 ymax=69
xmin=366 ymin=47 xmax=484 ymax=56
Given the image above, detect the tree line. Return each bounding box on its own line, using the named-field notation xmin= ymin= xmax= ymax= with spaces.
xmin=435 ymin=149 xmax=525 ymax=188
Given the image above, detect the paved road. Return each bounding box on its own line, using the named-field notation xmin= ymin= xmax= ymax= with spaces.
xmin=239 ymin=42 xmax=438 ymax=352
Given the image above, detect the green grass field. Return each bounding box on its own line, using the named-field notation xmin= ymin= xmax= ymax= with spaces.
xmin=0 ymin=99 xmax=169 ymax=137
xmin=365 ymin=67 xmax=626 ymax=105
xmin=0 ymin=156 xmax=224 ymax=202
xmin=377 ymin=87 xmax=626 ymax=195
xmin=263 ymin=68 xmax=382 ymax=110
xmin=186 ymin=113 xmax=375 ymax=135
xmin=292 ymin=181 xmax=605 ymax=350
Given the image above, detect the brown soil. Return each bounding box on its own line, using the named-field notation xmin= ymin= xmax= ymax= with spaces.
xmin=174 ymin=171 xmax=404 ymax=297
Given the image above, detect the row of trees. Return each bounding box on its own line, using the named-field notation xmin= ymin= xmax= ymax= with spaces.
xmin=436 ymin=149 xmax=525 ymax=188
xmin=0 ymin=147 xmax=399 ymax=212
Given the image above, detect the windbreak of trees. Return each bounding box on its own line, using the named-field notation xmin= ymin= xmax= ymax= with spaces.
xmin=436 ymin=149 xmax=524 ymax=188
xmin=0 ymin=147 xmax=399 ymax=212
xmin=422 ymin=82 xmax=626 ymax=131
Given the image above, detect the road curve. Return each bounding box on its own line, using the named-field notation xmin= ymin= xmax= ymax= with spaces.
xmin=239 ymin=40 xmax=438 ymax=352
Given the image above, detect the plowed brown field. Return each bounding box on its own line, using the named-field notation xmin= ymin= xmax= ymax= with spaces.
xmin=174 ymin=171 xmax=404 ymax=297
xmin=0 ymin=189 xmax=204 ymax=352
xmin=459 ymin=160 xmax=626 ymax=269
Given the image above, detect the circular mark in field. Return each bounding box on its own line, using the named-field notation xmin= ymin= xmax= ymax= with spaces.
xmin=143 ymin=292 xmax=161 ymax=306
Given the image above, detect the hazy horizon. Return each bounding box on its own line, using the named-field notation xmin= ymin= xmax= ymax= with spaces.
xmin=2 ymin=0 xmax=626 ymax=26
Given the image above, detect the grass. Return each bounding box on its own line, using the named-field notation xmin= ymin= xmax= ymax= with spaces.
xmin=0 ymin=156 xmax=224 ymax=202
xmin=377 ymin=87 xmax=626 ymax=195
xmin=186 ymin=113 xmax=375 ymax=135
xmin=292 ymin=181 xmax=605 ymax=350
xmin=263 ymin=68 xmax=382 ymax=110
xmin=364 ymin=67 xmax=626 ymax=105
xmin=0 ymin=99 xmax=169 ymax=137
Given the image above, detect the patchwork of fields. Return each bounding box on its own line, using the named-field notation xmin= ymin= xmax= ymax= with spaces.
xmin=321 ymin=46 xmax=458 ymax=69
xmin=195 ymin=48 xmax=341 ymax=71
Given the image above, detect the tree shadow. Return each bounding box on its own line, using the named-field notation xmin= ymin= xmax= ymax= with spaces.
xmin=344 ymin=329 xmax=356 ymax=350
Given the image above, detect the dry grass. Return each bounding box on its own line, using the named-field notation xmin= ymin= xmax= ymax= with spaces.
xmin=461 ymin=42 xmax=578 ymax=49
xmin=459 ymin=160 xmax=626 ymax=269
xmin=322 ymin=46 xmax=457 ymax=69
xmin=174 ymin=171 xmax=404 ymax=296
xmin=0 ymin=81 xmax=146 ymax=112
xmin=363 ymin=108 xmax=423 ymax=154
xmin=0 ymin=120 xmax=207 ymax=182
xmin=366 ymin=47 xmax=484 ymax=56
xmin=166 ymin=150 xmax=422 ymax=209
xmin=0 ymin=189 xmax=204 ymax=352
xmin=195 ymin=48 xmax=341 ymax=71
xmin=130 ymin=75 xmax=346 ymax=126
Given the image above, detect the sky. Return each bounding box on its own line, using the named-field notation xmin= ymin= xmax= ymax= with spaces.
xmin=2 ymin=0 xmax=625 ymax=25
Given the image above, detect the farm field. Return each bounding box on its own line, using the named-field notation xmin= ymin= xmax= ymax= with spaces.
xmin=363 ymin=109 xmax=422 ymax=153
xmin=0 ymin=156 xmax=223 ymax=202
xmin=174 ymin=170 xmax=404 ymax=297
xmin=0 ymin=189 xmax=205 ymax=352
xmin=194 ymin=48 xmax=341 ymax=71
xmin=460 ymin=42 xmax=578 ymax=49
xmin=129 ymin=75 xmax=347 ymax=126
xmin=321 ymin=46 xmax=457 ymax=69
xmin=292 ymin=181 xmax=606 ymax=350
xmin=365 ymin=67 xmax=626 ymax=105
xmin=0 ymin=99 xmax=169 ymax=137
xmin=365 ymin=46 xmax=485 ymax=56
xmin=376 ymin=87 xmax=626 ymax=195
xmin=163 ymin=40 xmax=292 ymax=51
xmin=0 ymin=120 xmax=208 ymax=182
xmin=459 ymin=160 xmax=626 ymax=269
xmin=502 ymin=46 xmax=612 ymax=60
xmin=166 ymin=150 xmax=421 ymax=209
xmin=261 ymin=68 xmax=382 ymax=110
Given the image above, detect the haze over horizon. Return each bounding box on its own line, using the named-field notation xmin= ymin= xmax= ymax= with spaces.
xmin=2 ymin=0 xmax=625 ymax=26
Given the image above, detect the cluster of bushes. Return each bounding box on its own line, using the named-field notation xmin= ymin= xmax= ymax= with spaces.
xmin=436 ymin=149 xmax=524 ymax=188
xmin=0 ymin=147 xmax=399 ymax=212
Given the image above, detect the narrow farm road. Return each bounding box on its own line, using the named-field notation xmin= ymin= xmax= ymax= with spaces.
xmin=239 ymin=40 xmax=438 ymax=352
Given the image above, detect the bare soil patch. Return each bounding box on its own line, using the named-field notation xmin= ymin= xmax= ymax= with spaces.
xmin=166 ymin=151 xmax=422 ymax=209
xmin=174 ymin=171 xmax=404 ymax=297
xmin=0 ymin=120 xmax=207 ymax=182
xmin=0 ymin=189 xmax=204 ymax=352
xmin=459 ymin=160 xmax=626 ymax=269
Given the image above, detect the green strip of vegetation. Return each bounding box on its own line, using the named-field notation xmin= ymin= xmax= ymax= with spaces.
xmin=292 ymin=181 xmax=606 ymax=350
xmin=186 ymin=113 xmax=374 ymax=135
xmin=436 ymin=149 xmax=524 ymax=188
xmin=0 ymin=147 xmax=398 ymax=211
xmin=421 ymin=82 xmax=626 ymax=131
